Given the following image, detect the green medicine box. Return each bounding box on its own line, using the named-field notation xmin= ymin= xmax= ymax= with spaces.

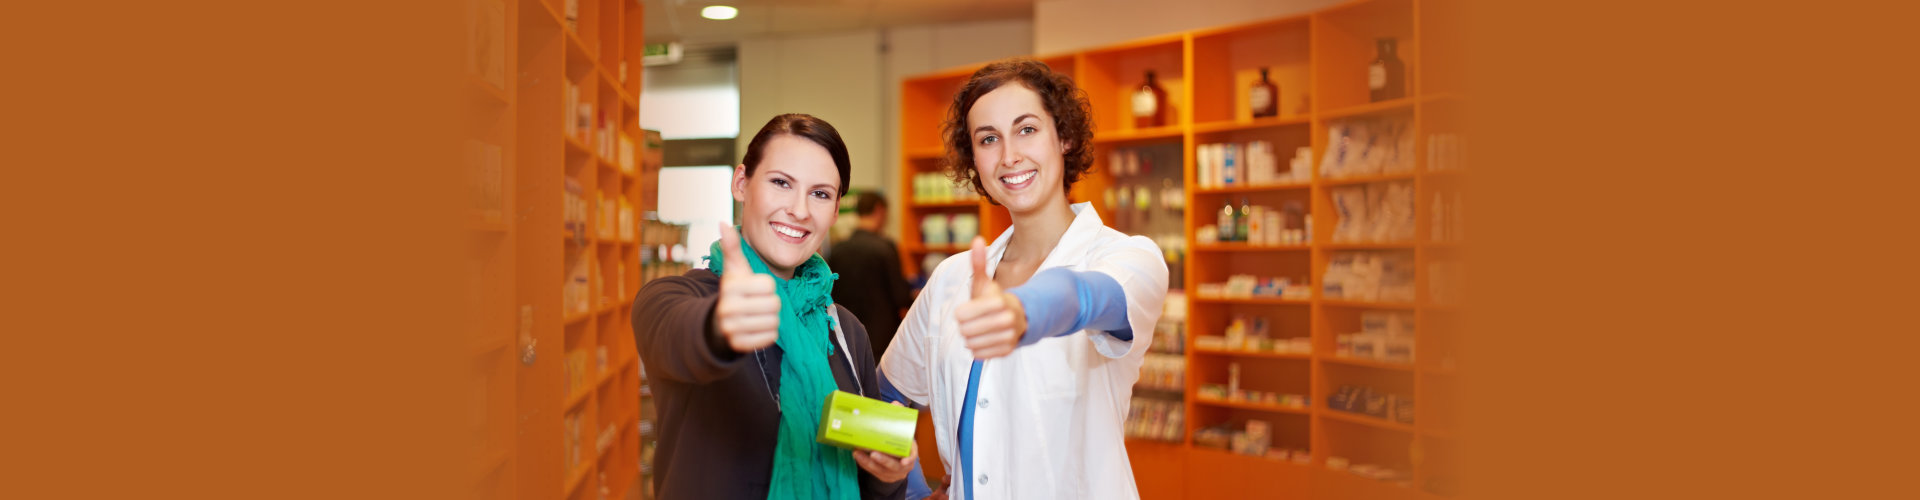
xmin=816 ymin=390 xmax=918 ymax=457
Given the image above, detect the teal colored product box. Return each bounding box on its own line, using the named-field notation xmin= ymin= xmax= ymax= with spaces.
xmin=816 ymin=390 xmax=919 ymax=457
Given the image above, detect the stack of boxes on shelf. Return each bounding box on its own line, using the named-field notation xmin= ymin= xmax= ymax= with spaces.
xmin=1194 ymin=274 xmax=1312 ymax=300
xmin=1322 ymin=252 xmax=1415 ymax=303
xmin=912 ymin=172 xmax=979 ymax=203
xmin=1196 ymin=314 xmax=1312 ymax=355
xmin=1330 ymin=181 xmax=1415 ymax=243
xmin=1127 ymin=292 xmax=1188 ymax=443
xmin=1319 ymin=116 xmax=1417 ymax=179
xmin=1197 ymin=141 xmax=1309 ymax=187
xmin=1336 ymin=311 xmax=1415 ymax=363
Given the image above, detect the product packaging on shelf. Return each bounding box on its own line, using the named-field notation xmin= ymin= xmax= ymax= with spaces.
xmin=1321 ymin=252 xmax=1414 ymax=303
xmin=1124 ymin=397 xmax=1185 ymax=442
xmin=1327 ymin=384 xmax=1415 ymax=424
xmin=1319 ymin=117 xmax=1416 ymax=179
xmin=1331 ymin=181 xmax=1415 ymax=243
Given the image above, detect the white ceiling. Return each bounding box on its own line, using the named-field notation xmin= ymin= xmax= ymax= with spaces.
xmin=642 ymin=0 xmax=1035 ymax=45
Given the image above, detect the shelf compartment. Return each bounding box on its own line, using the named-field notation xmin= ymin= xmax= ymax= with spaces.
xmin=1190 ymin=296 xmax=1312 ymax=306
xmin=1322 ymin=300 xmax=1416 ymax=309
xmin=1192 ymin=115 xmax=1313 ymax=135
xmin=1091 ymin=125 xmax=1186 ymax=145
xmin=1193 ymin=243 xmax=1311 ymax=252
xmin=1079 ymin=37 xmax=1187 ymax=137
xmin=1190 ymin=16 xmax=1311 ymax=124
xmin=1193 ymin=182 xmax=1311 ymax=195
xmin=1319 ymin=171 xmax=1416 ymax=187
xmin=909 ymin=199 xmax=981 ymax=209
xmin=1323 ymin=356 xmax=1416 ymax=372
xmin=1191 ymin=347 xmax=1311 ymax=360
xmin=1317 ymin=96 xmax=1419 ymax=121
xmin=905 ymin=146 xmax=944 ymax=160
xmin=1196 ymin=396 xmax=1312 ymax=415
xmin=1324 ymin=241 xmax=1417 ymax=250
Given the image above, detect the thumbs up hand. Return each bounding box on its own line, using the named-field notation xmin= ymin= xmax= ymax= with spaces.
xmin=713 ymin=223 xmax=781 ymax=353
xmin=955 ymin=237 xmax=1027 ymax=359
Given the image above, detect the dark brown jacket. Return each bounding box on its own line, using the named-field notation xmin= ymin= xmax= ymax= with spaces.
xmin=631 ymin=268 xmax=904 ymax=500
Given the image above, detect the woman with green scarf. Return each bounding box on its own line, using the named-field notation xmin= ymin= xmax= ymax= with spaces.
xmin=633 ymin=114 xmax=915 ymax=500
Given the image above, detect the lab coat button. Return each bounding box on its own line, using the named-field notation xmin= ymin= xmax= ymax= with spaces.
xmin=978 ymin=398 xmax=988 ymax=409
xmin=978 ymin=474 xmax=988 ymax=485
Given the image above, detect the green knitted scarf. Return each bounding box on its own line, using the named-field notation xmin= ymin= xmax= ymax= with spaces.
xmin=707 ymin=227 xmax=857 ymax=500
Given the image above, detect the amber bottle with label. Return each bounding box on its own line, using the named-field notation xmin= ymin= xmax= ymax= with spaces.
xmin=1250 ymin=67 xmax=1279 ymax=118
xmin=1368 ymin=38 xmax=1406 ymax=102
xmin=1133 ymin=70 xmax=1168 ymax=129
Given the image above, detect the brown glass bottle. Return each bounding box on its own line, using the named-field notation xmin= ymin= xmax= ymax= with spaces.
xmin=1250 ymin=67 xmax=1279 ymax=118
xmin=1369 ymin=38 xmax=1407 ymax=102
xmin=1132 ymin=70 xmax=1168 ymax=129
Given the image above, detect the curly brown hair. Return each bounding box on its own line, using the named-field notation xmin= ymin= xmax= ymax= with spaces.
xmin=940 ymin=58 xmax=1095 ymax=205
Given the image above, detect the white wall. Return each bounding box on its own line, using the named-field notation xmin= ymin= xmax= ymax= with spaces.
xmin=1034 ymin=0 xmax=1344 ymax=54
xmin=640 ymin=58 xmax=740 ymax=140
xmin=737 ymin=30 xmax=886 ymax=195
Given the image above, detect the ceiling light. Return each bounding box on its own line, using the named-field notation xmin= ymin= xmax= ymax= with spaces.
xmin=701 ymin=5 xmax=738 ymax=20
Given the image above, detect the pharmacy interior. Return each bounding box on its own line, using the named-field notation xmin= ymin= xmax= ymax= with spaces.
xmin=462 ymin=0 xmax=1467 ymax=499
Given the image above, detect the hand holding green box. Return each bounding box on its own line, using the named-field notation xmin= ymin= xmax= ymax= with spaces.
xmin=816 ymin=390 xmax=918 ymax=457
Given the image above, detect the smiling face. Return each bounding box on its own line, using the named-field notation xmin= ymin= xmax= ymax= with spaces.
xmin=731 ymin=134 xmax=842 ymax=279
xmin=966 ymin=83 xmax=1072 ymax=215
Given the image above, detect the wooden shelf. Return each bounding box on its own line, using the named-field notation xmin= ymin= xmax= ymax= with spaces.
xmin=1324 ymin=241 xmax=1416 ymax=250
xmin=1320 ymin=171 xmax=1417 ymax=187
xmin=1193 ymin=182 xmax=1311 ymax=194
xmin=1191 ymin=296 xmax=1312 ymax=305
xmin=467 ymin=75 xmax=511 ymax=107
xmin=1319 ymin=407 xmax=1415 ymax=433
xmin=1196 ymin=396 xmax=1311 ymax=415
xmin=1192 ymin=115 xmax=1312 ymax=134
xmin=565 ymin=384 xmax=592 ymax=411
xmin=564 ymin=135 xmax=594 ymax=159
xmin=906 ymin=146 xmax=944 ymax=160
xmin=473 ymin=446 xmax=511 ymax=478
xmin=1092 ymin=125 xmax=1185 ymax=145
xmin=909 ymin=243 xmax=966 ymax=254
xmin=562 ymin=308 xmax=594 ymax=326
xmin=1318 ymin=96 xmax=1419 ymax=120
xmin=1191 ymin=347 xmax=1311 ymax=360
xmin=470 ymin=335 xmax=511 ymax=358
xmin=1192 ymin=243 xmax=1311 ymax=252
xmin=563 ymin=461 xmax=592 ymax=497
xmin=910 ymin=199 xmax=981 ymax=209
xmin=483 ymin=0 xmax=647 ymax=496
xmin=1321 ymin=299 xmax=1416 ymax=309
xmin=1323 ymin=356 xmax=1416 ymax=372
xmin=1422 ymin=427 xmax=1457 ymax=440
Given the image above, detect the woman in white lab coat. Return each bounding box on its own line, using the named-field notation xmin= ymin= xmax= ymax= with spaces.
xmin=879 ymin=58 xmax=1170 ymax=500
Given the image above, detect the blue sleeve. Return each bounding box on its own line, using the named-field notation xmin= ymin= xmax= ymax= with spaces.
xmin=1007 ymin=267 xmax=1134 ymax=345
xmin=878 ymin=371 xmax=924 ymax=411
xmin=904 ymin=466 xmax=932 ymax=500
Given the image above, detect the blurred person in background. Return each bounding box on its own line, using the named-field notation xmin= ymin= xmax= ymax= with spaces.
xmin=827 ymin=192 xmax=914 ymax=359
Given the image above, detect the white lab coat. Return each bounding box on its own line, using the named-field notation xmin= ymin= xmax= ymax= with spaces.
xmin=881 ymin=202 xmax=1169 ymax=500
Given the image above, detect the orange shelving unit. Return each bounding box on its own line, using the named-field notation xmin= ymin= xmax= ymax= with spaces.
xmin=896 ymin=0 xmax=1465 ymax=498
xmin=465 ymin=0 xmax=646 ymax=499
